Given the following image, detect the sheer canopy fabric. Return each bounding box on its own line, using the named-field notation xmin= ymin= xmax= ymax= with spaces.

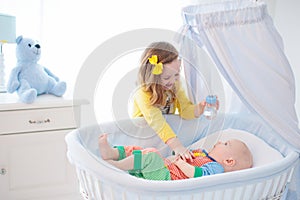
xmin=180 ymin=1 xmax=300 ymax=151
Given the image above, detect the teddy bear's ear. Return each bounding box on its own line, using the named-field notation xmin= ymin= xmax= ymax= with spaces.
xmin=16 ymin=35 xmax=23 ymax=44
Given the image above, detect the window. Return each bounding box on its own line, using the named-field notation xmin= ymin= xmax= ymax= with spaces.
xmin=1 ymin=0 xmax=186 ymax=123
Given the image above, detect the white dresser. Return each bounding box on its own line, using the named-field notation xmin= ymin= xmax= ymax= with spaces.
xmin=0 ymin=93 xmax=86 ymax=200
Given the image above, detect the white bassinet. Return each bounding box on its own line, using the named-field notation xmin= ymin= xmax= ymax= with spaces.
xmin=68 ymin=1 xmax=300 ymax=199
xmin=65 ymin=115 xmax=299 ymax=200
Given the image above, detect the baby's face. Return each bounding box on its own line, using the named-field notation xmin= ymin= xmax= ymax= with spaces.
xmin=209 ymin=139 xmax=245 ymax=160
xmin=209 ymin=139 xmax=253 ymax=171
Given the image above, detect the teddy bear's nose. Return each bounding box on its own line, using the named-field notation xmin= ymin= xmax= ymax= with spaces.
xmin=35 ymin=44 xmax=40 ymax=49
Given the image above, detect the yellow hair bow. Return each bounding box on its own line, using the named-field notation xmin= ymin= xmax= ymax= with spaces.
xmin=148 ymin=55 xmax=163 ymax=75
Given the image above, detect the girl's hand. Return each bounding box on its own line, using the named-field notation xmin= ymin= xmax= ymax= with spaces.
xmin=215 ymin=96 xmax=220 ymax=110
xmin=194 ymin=101 xmax=206 ymax=117
xmin=166 ymin=137 xmax=194 ymax=161
xmin=173 ymin=156 xmax=183 ymax=165
xmin=195 ymin=96 xmax=220 ymax=117
xmin=173 ymin=145 xmax=194 ymax=161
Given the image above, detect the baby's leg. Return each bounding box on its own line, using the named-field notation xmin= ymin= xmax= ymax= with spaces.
xmin=98 ymin=134 xmax=119 ymax=160
xmin=106 ymin=152 xmax=171 ymax=180
xmin=106 ymin=155 xmax=134 ymax=171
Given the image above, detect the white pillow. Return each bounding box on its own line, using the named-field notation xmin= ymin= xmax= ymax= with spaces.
xmin=189 ymin=128 xmax=283 ymax=167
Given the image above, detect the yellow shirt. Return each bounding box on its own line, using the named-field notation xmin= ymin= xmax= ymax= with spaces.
xmin=132 ymin=81 xmax=196 ymax=143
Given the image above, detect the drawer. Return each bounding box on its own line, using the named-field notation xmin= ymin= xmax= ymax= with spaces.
xmin=0 ymin=107 xmax=78 ymax=134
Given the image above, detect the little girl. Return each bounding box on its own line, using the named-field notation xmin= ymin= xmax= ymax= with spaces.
xmin=132 ymin=41 xmax=216 ymax=160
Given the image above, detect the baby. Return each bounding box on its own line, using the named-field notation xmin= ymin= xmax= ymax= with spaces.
xmin=98 ymin=134 xmax=253 ymax=180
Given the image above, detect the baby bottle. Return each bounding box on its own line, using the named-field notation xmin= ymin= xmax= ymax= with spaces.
xmin=203 ymin=95 xmax=217 ymax=120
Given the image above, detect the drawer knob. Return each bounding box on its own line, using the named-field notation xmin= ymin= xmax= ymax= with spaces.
xmin=0 ymin=168 xmax=6 ymax=175
xmin=28 ymin=118 xmax=51 ymax=124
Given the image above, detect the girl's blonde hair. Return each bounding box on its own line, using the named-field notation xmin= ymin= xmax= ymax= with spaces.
xmin=138 ymin=41 xmax=178 ymax=106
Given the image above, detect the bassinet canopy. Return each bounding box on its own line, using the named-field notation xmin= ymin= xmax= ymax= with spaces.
xmin=179 ymin=1 xmax=300 ymax=151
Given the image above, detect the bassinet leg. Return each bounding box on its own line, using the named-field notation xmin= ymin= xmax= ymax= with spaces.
xmin=79 ymin=184 xmax=89 ymax=200
xmin=76 ymin=168 xmax=90 ymax=200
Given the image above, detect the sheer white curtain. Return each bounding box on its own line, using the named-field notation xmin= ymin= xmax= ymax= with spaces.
xmin=180 ymin=3 xmax=300 ymax=198
xmin=181 ymin=1 xmax=300 ymax=150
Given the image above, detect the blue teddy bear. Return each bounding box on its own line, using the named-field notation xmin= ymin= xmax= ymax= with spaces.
xmin=7 ymin=35 xmax=66 ymax=103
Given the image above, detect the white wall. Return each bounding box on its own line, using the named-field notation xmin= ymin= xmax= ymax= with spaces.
xmin=40 ymin=0 xmax=188 ymax=104
xmin=272 ymin=0 xmax=300 ymax=126
xmin=0 ymin=0 xmax=42 ymax=82
xmin=0 ymin=0 xmax=299 ymax=125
